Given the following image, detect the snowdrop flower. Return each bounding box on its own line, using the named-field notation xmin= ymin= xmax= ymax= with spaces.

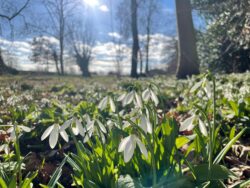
xmin=179 ymin=115 xmax=208 ymax=136
xmin=82 ymin=115 xmax=107 ymax=143
xmin=6 ymin=125 xmax=31 ymax=140
xmin=118 ymin=135 xmax=148 ymax=163
xmin=61 ymin=117 xmax=86 ymax=137
xmin=98 ymin=96 xmax=116 ymax=112
xmin=0 ymin=144 xmax=10 ymax=154
xmin=142 ymin=88 xmax=159 ymax=106
xmin=117 ymin=91 xmax=143 ymax=108
xmin=179 ymin=115 xmax=196 ymax=132
xmin=139 ymin=115 xmax=152 ymax=134
xmin=41 ymin=123 xmax=69 ymax=149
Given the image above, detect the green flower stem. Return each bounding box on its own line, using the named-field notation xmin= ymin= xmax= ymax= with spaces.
xmin=69 ymin=128 xmax=81 ymax=156
xmin=14 ymin=125 xmax=22 ymax=187
xmin=152 ymin=108 xmax=157 ymax=187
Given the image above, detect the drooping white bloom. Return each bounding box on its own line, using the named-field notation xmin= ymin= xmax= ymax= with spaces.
xmin=6 ymin=124 xmax=31 ymax=140
xmin=179 ymin=115 xmax=196 ymax=132
xmin=98 ymin=96 xmax=109 ymax=111
xmin=123 ymin=91 xmax=134 ymax=106
xmin=139 ymin=115 xmax=152 ymax=134
xmin=118 ymin=91 xmax=144 ymax=108
xmin=135 ymin=92 xmax=143 ymax=108
xmin=109 ymin=97 xmax=116 ymax=112
xmin=198 ymin=119 xmax=208 ymax=136
xmin=118 ymin=135 xmax=148 ymax=163
xmin=98 ymin=96 xmax=116 ymax=112
xmin=142 ymin=88 xmax=159 ymax=106
xmin=0 ymin=144 xmax=9 ymax=154
xmin=61 ymin=117 xmax=86 ymax=137
xmin=41 ymin=124 xmax=69 ymax=149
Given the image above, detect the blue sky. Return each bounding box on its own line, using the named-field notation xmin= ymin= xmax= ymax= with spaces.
xmin=0 ymin=0 xmax=205 ymax=74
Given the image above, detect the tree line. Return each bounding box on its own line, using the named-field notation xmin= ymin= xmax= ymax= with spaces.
xmin=0 ymin=0 xmax=249 ymax=78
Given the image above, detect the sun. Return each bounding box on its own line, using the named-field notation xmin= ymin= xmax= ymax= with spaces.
xmin=83 ymin=0 xmax=100 ymax=7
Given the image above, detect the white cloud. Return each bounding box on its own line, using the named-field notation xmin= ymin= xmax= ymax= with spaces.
xmin=0 ymin=33 xmax=176 ymax=75
xmin=108 ymin=32 xmax=122 ymax=39
xmin=99 ymin=5 xmax=109 ymax=12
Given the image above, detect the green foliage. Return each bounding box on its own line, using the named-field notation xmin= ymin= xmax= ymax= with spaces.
xmin=194 ymin=0 xmax=250 ymax=73
xmin=0 ymin=74 xmax=249 ymax=187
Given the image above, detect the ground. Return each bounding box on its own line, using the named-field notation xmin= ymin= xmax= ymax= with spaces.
xmin=0 ymin=73 xmax=249 ymax=187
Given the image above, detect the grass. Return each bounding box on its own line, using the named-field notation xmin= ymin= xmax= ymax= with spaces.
xmin=0 ymin=73 xmax=249 ymax=187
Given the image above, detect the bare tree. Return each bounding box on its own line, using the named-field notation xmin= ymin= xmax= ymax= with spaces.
xmin=140 ymin=0 xmax=159 ymax=74
xmin=41 ymin=0 xmax=76 ymax=75
xmin=68 ymin=20 xmax=94 ymax=77
xmin=175 ymin=0 xmax=199 ymax=78
xmin=0 ymin=0 xmax=30 ymax=74
xmin=130 ymin=0 xmax=139 ymax=78
xmin=30 ymin=36 xmax=60 ymax=74
xmin=108 ymin=0 xmax=127 ymax=77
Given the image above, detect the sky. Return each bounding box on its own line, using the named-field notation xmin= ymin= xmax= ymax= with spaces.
xmin=0 ymin=0 xmax=205 ymax=75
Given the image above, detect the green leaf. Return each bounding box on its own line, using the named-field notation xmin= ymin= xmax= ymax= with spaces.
xmin=229 ymin=126 xmax=236 ymax=140
xmin=0 ymin=177 xmax=7 ymax=188
xmin=21 ymin=171 xmax=38 ymax=188
xmin=175 ymin=136 xmax=190 ymax=149
xmin=214 ymin=128 xmax=247 ymax=164
xmin=47 ymin=155 xmax=68 ymax=188
xmin=229 ymin=100 xmax=239 ymax=116
xmin=193 ymin=164 xmax=235 ymax=181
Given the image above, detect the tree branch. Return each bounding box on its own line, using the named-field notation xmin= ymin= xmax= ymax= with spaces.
xmin=0 ymin=0 xmax=30 ymax=21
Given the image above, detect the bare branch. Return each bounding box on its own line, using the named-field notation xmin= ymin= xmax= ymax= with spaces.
xmin=0 ymin=0 xmax=30 ymax=21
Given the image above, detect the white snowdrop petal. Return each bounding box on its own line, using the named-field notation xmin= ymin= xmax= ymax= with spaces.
xmin=10 ymin=130 xmax=16 ymax=140
xmin=124 ymin=91 xmax=134 ymax=106
xmin=135 ymin=92 xmax=143 ymax=108
xmin=117 ymin=93 xmax=127 ymax=101
xmin=179 ymin=115 xmax=196 ymax=132
xmin=72 ymin=126 xmax=79 ymax=135
xmin=97 ymin=120 xmax=107 ymax=133
xmin=98 ymin=96 xmax=108 ymax=110
xmin=75 ymin=118 xmax=85 ymax=137
xmin=124 ymin=136 xmax=136 ymax=163
xmin=41 ymin=125 xmax=54 ymax=141
xmin=136 ymin=138 xmax=148 ymax=158
xmin=142 ymin=89 xmax=151 ymax=101
xmin=204 ymin=82 xmax=212 ymax=99
xmin=7 ymin=127 xmax=14 ymax=134
xmin=49 ymin=125 xmax=59 ymax=149
xmin=60 ymin=129 xmax=69 ymax=142
xmin=61 ymin=119 xmax=72 ymax=130
xmin=83 ymin=129 xmax=93 ymax=143
xmin=109 ymin=97 xmax=116 ymax=112
xmin=198 ymin=119 xmax=208 ymax=137
xmin=122 ymin=121 xmax=131 ymax=129
xmin=19 ymin=125 xmax=31 ymax=132
xmin=86 ymin=121 xmax=94 ymax=131
xmin=150 ymin=90 xmax=159 ymax=106
xmin=118 ymin=136 xmax=131 ymax=152
xmin=146 ymin=118 xmax=153 ymax=134
xmin=139 ymin=115 xmax=148 ymax=133
xmin=83 ymin=134 xmax=90 ymax=143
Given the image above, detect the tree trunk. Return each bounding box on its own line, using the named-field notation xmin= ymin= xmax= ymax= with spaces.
xmin=130 ymin=0 xmax=139 ymax=78
xmin=59 ymin=39 xmax=64 ymax=75
xmin=53 ymin=50 xmax=60 ymax=75
xmin=175 ymin=0 xmax=199 ymax=79
xmin=59 ymin=0 xmax=65 ymax=75
xmin=76 ymin=56 xmax=91 ymax=77
xmin=0 ymin=49 xmax=18 ymax=75
xmin=139 ymin=47 xmax=143 ymax=75
xmin=145 ymin=16 xmax=151 ymax=74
